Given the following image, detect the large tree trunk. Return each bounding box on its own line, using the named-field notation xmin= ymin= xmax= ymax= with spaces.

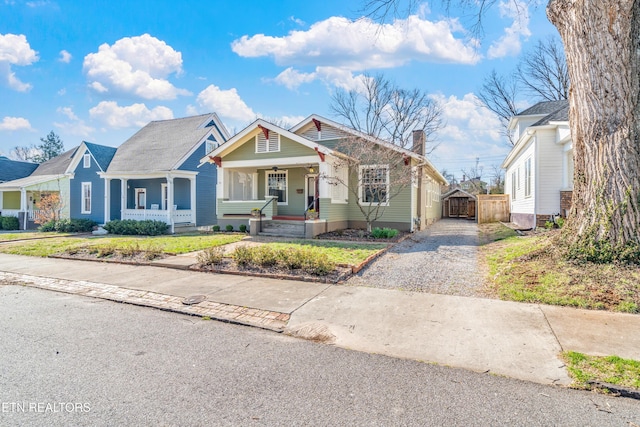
xmin=547 ymin=1 xmax=640 ymax=261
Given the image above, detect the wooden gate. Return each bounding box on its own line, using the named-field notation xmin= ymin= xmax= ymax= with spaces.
xmin=477 ymin=194 xmax=510 ymax=224
xmin=449 ymin=198 xmax=468 ymax=217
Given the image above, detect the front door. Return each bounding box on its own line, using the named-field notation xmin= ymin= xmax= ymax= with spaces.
xmin=306 ymin=175 xmax=318 ymax=211
xmin=135 ymin=188 xmax=146 ymax=209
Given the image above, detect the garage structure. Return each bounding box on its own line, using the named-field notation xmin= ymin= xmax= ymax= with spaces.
xmin=441 ymin=188 xmax=476 ymax=220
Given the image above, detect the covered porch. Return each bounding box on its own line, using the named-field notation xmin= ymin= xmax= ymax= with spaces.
xmin=101 ymin=171 xmax=198 ymax=233
xmin=0 ymin=175 xmax=68 ymax=230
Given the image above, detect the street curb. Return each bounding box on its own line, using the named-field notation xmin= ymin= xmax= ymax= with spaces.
xmin=588 ymin=381 xmax=640 ymax=400
xmin=0 ymin=271 xmax=289 ymax=332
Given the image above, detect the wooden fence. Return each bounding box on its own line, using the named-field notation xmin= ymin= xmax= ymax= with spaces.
xmin=477 ymin=194 xmax=510 ymax=224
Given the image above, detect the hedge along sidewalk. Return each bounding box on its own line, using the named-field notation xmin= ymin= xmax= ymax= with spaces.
xmin=0 ymin=271 xmax=290 ymax=332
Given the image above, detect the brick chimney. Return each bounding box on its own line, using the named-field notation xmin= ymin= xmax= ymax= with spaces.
xmin=412 ymin=130 xmax=425 ymax=156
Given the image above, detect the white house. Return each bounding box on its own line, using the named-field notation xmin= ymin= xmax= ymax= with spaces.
xmin=502 ymin=100 xmax=573 ymax=229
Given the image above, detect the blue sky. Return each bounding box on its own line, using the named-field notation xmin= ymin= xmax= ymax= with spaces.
xmin=0 ymin=0 xmax=559 ymax=180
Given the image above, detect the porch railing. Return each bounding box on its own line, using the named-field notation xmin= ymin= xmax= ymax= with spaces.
xmin=122 ymin=208 xmax=194 ymax=224
xmin=0 ymin=209 xmax=20 ymax=218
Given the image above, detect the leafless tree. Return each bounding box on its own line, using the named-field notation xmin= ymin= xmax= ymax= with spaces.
xmin=488 ymin=164 xmax=505 ymax=194
xmin=476 ymin=70 xmax=520 ymax=143
xmin=477 ymin=37 xmax=569 ymax=145
xmin=324 ymin=135 xmax=416 ymax=232
xmin=10 ymin=145 xmax=34 ymax=162
xmin=362 ymin=0 xmax=640 ymax=262
xmin=331 ymin=73 xmax=444 ymax=154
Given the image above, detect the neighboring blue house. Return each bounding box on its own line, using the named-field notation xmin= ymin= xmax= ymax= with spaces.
xmin=0 ymin=156 xmax=38 ymax=183
xmin=100 ymin=113 xmax=229 ymax=232
xmin=0 ymin=142 xmax=116 ymax=229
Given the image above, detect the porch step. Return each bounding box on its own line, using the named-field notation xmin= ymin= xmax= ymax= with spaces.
xmin=173 ymin=223 xmax=197 ymax=234
xmin=259 ymin=220 xmax=305 ymax=238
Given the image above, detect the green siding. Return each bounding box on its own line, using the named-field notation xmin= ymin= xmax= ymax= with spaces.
xmin=256 ymin=167 xmax=307 ymax=216
xmin=2 ymin=191 xmax=20 ymax=209
xmin=26 ymin=177 xmax=71 ymax=219
xmin=320 ymin=198 xmax=349 ymax=221
xmin=224 ymin=134 xmax=316 ymax=161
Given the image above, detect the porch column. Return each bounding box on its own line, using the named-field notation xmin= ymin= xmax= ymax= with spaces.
xmin=0 ymin=191 xmax=3 ymax=211
xmin=318 ymin=161 xmax=331 ymax=199
xmin=20 ymin=188 xmax=27 ymax=230
xmin=104 ymin=178 xmax=111 ymax=225
xmin=167 ymin=175 xmax=174 ymax=233
xmin=120 ymin=179 xmax=127 ymax=218
xmin=189 ymin=176 xmax=196 ymax=225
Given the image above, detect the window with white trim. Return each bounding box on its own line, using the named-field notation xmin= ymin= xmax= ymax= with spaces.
xmin=331 ymin=164 xmax=349 ymax=203
xmin=359 ymin=165 xmax=389 ymax=205
xmin=256 ymin=132 xmax=280 ymax=153
xmin=266 ymin=170 xmax=287 ymax=204
xmin=81 ymin=182 xmax=91 ymax=214
xmin=525 ymin=157 xmax=532 ymax=198
xmin=511 ymin=171 xmax=517 ymax=200
xmin=83 ymin=154 xmax=91 ymax=168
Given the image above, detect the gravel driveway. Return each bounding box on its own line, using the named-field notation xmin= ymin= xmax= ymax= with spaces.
xmin=346 ymin=219 xmax=484 ymax=296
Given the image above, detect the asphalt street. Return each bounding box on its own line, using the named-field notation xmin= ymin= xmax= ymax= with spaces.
xmin=1 ymin=285 xmax=639 ymax=426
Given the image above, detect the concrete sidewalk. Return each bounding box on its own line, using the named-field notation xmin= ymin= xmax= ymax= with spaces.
xmin=1 ymin=253 xmax=639 ymax=386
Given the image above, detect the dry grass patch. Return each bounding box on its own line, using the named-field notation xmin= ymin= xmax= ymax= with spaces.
xmin=481 ymin=224 xmax=640 ymax=313
xmin=563 ymin=351 xmax=640 ymax=391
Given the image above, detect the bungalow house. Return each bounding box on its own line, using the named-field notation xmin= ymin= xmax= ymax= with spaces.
xmin=502 ymin=100 xmax=572 ymax=228
xmin=100 ymin=113 xmax=229 ymax=232
xmin=0 ymin=142 xmax=116 ymax=229
xmin=203 ymin=114 xmax=447 ymax=238
xmin=0 ymin=156 xmax=38 ymax=183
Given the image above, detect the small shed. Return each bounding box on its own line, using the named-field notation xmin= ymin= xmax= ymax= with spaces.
xmin=441 ymin=188 xmax=477 ymax=219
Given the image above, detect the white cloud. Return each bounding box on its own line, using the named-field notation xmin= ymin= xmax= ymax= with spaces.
xmin=487 ymin=0 xmax=531 ymax=59
xmin=274 ymin=66 xmax=368 ymax=91
xmin=89 ymin=101 xmax=173 ymax=128
xmin=83 ymin=34 xmax=191 ymax=100
xmin=289 ymin=16 xmax=306 ymax=26
xmin=427 ymin=93 xmax=509 ymax=175
xmin=0 ymin=116 xmax=32 ymax=131
xmin=0 ymin=33 xmax=38 ymax=91
xmin=53 ymin=106 xmax=94 ymax=137
xmin=232 ymin=15 xmax=478 ymax=70
xmin=196 ymin=84 xmax=256 ymax=123
xmin=59 ymin=49 xmax=72 ymax=63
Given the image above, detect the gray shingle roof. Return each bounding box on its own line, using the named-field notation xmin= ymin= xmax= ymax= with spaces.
xmin=84 ymin=141 xmax=116 ymax=171
xmin=0 ymin=157 xmax=38 ymax=182
xmin=531 ymin=102 xmax=569 ymax=126
xmin=31 ymin=147 xmax=78 ymax=176
xmin=518 ymin=100 xmax=568 ymax=117
xmin=107 ymin=114 xmax=215 ymax=173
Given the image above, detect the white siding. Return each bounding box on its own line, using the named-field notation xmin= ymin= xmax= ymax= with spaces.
xmin=536 ymin=129 xmax=564 ymax=215
xmin=505 ymin=139 xmax=535 ymax=216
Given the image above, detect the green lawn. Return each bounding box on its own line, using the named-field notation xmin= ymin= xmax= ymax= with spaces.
xmin=264 ymin=240 xmax=387 ymax=265
xmin=0 ymin=232 xmax=70 ymax=242
xmin=481 ymin=224 xmax=640 ymax=313
xmin=563 ymin=351 xmax=640 ymax=390
xmin=0 ymin=233 xmax=246 ymax=257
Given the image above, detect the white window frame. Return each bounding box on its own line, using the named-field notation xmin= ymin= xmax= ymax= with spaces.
xmin=161 ymin=183 xmax=168 ymax=210
xmin=265 ymin=170 xmax=288 ymax=205
xmin=83 ymin=154 xmax=91 ymax=168
xmin=330 ymin=164 xmax=349 ymax=204
xmin=511 ymin=171 xmax=517 ymax=201
xmin=524 ymin=157 xmax=532 ymax=198
xmin=359 ymin=164 xmax=390 ymax=206
xmin=255 ymin=133 xmax=281 ymax=153
xmin=81 ymin=182 xmax=91 ymax=214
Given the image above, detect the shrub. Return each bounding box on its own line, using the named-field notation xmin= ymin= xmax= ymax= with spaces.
xmin=277 ymin=247 xmax=306 ymax=270
xmin=197 ymin=246 xmax=225 ymax=266
xmin=40 ymin=218 xmax=97 ymax=233
xmin=252 ymin=246 xmax=278 ymax=267
xmin=239 ymin=224 xmax=247 ymax=233
xmin=103 ymin=219 xmax=168 ymax=236
xmin=371 ymin=227 xmax=398 ymax=239
xmin=96 ymin=244 xmax=116 ymax=258
xmin=232 ymin=246 xmax=252 ymax=266
xmin=225 ymin=224 xmax=234 ymax=232
xmin=1 ymin=216 xmax=20 ymax=231
xmin=301 ymin=252 xmax=335 ymax=276
xmin=143 ymin=245 xmax=163 ymax=260
xmin=212 ymin=225 xmax=221 ymax=232
xmin=0 ymin=215 xmax=3 ymax=230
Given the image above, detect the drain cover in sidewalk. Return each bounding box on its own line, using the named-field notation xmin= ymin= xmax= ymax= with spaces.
xmin=182 ymin=295 xmax=207 ymax=305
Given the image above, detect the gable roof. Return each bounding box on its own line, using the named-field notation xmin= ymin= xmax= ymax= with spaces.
xmin=0 ymin=157 xmax=38 ymax=182
xmin=107 ymin=113 xmax=229 ymax=173
xmin=204 ymin=118 xmax=339 ymax=161
xmin=84 ymin=141 xmax=117 ymax=171
xmin=531 ymin=102 xmax=569 ymax=126
xmin=30 ymin=146 xmax=78 ymax=176
xmin=441 ymin=188 xmax=477 ymax=200
xmin=292 ymin=114 xmax=447 ymax=184
xmin=0 ymin=173 xmax=66 ymax=191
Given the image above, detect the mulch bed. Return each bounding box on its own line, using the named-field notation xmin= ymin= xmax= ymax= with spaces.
xmin=314 ymin=228 xmax=408 ymax=243
xmin=191 ymin=259 xmax=351 ymax=284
